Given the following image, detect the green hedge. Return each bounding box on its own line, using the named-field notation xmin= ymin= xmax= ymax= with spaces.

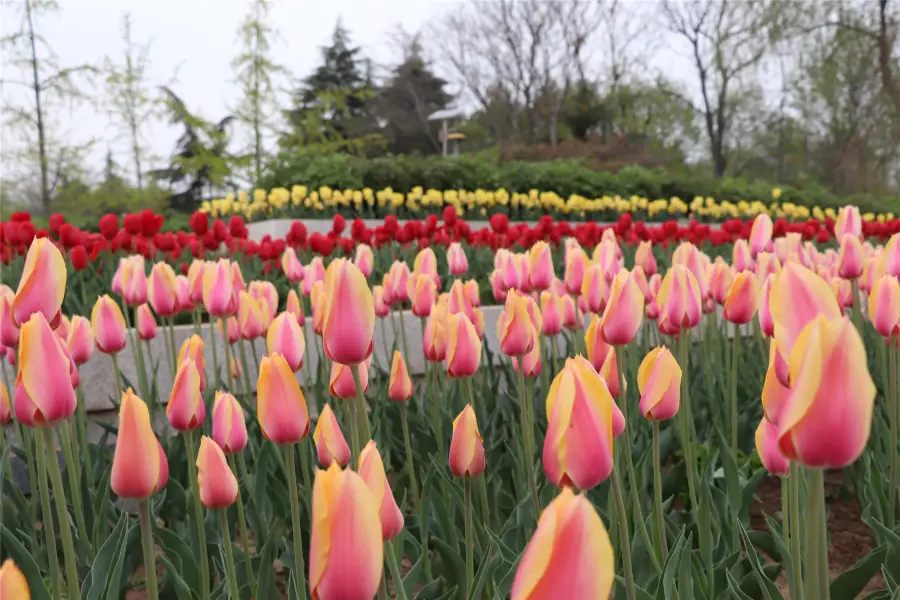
xmin=261 ymin=153 xmax=899 ymax=214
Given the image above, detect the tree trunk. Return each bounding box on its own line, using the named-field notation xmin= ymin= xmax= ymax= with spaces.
xmin=26 ymin=0 xmax=50 ymax=216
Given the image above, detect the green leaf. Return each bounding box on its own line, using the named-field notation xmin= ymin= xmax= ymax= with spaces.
xmin=432 ymin=537 xmax=466 ymax=597
xmin=83 ymin=513 xmax=128 ymax=600
xmin=471 ymin=540 xmax=498 ymax=599
xmin=678 ymin=532 xmax=695 ymax=598
xmin=830 ymin=546 xmax=888 ymax=600
xmin=0 ymin=523 xmax=52 ymax=600
xmin=737 ymin=520 xmax=781 ymax=600
xmin=158 ymin=555 xmax=196 ymax=600
xmin=155 ymin=524 xmax=202 ymax=591
xmin=105 ymin=517 xmax=140 ymax=600
xmin=655 ymin=526 xmax=687 ymax=600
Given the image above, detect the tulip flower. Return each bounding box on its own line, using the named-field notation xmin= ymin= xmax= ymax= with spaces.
xmin=196 ymin=436 xmax=238 ymax=509
xmin=882 ymin=233 xmax=900 ymax=279
xmin=709 ymin=259 xmax=734 ymax=305
xmin=564 ymin=247 xmax=588 ymax=295
xmin=313 ymin=404 xmax=351 ymax=468
xmin=0 ymin=380 xmax=10 ymax=423
xmin=423 ymin=306 xmax=448 ymax=362
xmin=512 ymin=325 xmax=542 ymax=378
xmin=445 ymin=312 xmax=482 ymax=378
xmin=354 ymin=244 xmax=375 ymax=278
xmin=0 ymin=291 xmax=18 ymax=348
xmin=600 ymin=271 xmax=643 ymax=345
xmin=448 ymin=242 xmax=468 ymax=275
xmin=769 ymin=261 xmax=841 ymax=362
xmin=121 ymin=255 xmax=148 ymax=307
xmin=585 ymin=317 xmax=620 ymax=398
xmin=777 ymin=315 xmax=875 ymax=468
xmin=490 ymin=269 xmax=507 ymax=302
xmin=14 ymin=314 xmax=77 ymax=427
xmin=166 ymin=358 xmax=205 ymax=431
xmin=212 ymin=392 xmax=247 ymax=454
xmin=757 ymin=252 xmax=781 ymax=281
xmin=527 ymin=241 xmax=554 ymax=291
xmin=187 ymin=260 xmax=206 ymax=304
xmin=580 ymin=263 xmax=607 ymax=314
xmin=835 ymin=205 xmax=862 ymax=239
xmin=283 ymin=289 xmax=305 ymax=327
xmin=0 ymin=559 xmax=30 ymax=599
xmin=498 ymin=291 xmax=536 ymax=357
xmin=329 ymin=360 xmax=370 ymax=400
xmin=175 ymin=275 xmax=195 ymax=313
xmin=91 ymin=295 xmax=128 ymax=355
xmin=409 ymin=272 xmax=437 ymax=317
xmin=635 ymin=240 xmax=657 ymax=276
xmin=543 ymin=356 xmax=615 ymax=489
xmin=749 ymin=213 xmax=773 ymax=256
xmin=637 ymin=347 xmax=681 ymax=420
xmin=55 ymin=314 xmax=71 ymax=341
xmin=257 ymin=353 xmax=310 ymax=444
xmin=723 ymin=271 xmax=759 ymax=325
xmin=309 ymin=464 xmax=383 ymax=600
xmin=656 ymin=265 xmax=703 ymax=332
xmin=465 ymin=279 xmax=480 ymax=307
xmin=389 ymin=350 xmax=413 ymax=401
xmin=12 ymin=238 xmax=66 ymax=327
xmin=868 ymin=274 xmax=900 ymax=338
xmin=449 ymin=404 xmax=486 ymax=477
xmin=147 ymin=262 xmax=180 ymax=317
xmin=111 ymin=389 xmax=168 ymax=498
xmin=732 ymin=239 xmax=753 ymax=273
xmin=218 ymin=316 xmax=239 ymax=345
xmin=136 ymin=303 xmax=157 ymax=341
xmin=359 ymin=441 xmax=405 ymax=540
xmin=387 ymin=260 xmax=411 ymax=303
xmin=237 ymin=290 xmax=267 ymax=340
xmin=302 ymin=257 xmax=326 ymax=296
xmin=177 ymin=335 xmax=207 ymax=391
xmin=540 ymin=291 xmax=564 ymax=336
xmin=758 ymin=274 xmax=775 ymax=337
xmin=837 ymin=234 xmax=865 ymax=280
xmin=593 ymin=240 xmax=620 ymax=282
xmin=311 ymin=280 xmax=326 ymax=335
xmin=510 ymin=487 xmax=614 ymax=600
xmin=755 ymin=418 xmax=789 ymax=476
xmin=203 ymin=259 xmax=236 ymax=317
xmin=322 ymin=259 xmax=375 ymax=365
xmin=267 ymin=312 xmax=305 ymax=372
xmin=66 ymin=315 xmax=93 ymax=365
xmin=282 ymin=247 xmax=305 ymax=283
xmin=561 ymin=293 xmax=581 ymax=330
xmin=373 ymin=285 xmax=390 ymax=318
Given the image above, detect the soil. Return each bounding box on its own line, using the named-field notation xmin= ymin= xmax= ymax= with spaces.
xmin=749 ymin=470 xmax=885 ymax=598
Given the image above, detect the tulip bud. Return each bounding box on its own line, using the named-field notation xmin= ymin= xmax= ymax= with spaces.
xmin=758 ymin=274 xmax=775 ymax=338
xmin=561 ymin=294 xmax=581 ymax=331
xmin=749 ymin=214 xmax=773 ymax=257
xmin=527 ymin=242 xmax=554 ymax=291
xmin=732 ymin=239 xmax=753 ymax=273
xmin=177 ymin=335 xmax=207 ymax=392
xmin=217 ymin=316 xmax=239 ymax=345
xmin=423 ymin=306 xmax=448 ymax=362
xmin=187 ymin=260 xmax=206 ymax=304
xmin=311 ymin=280 xmax=326 ymax=335
xmin=329 ymin=360 xmax=369 ymax=400
xmin=0 ymin=558 xmax=31 ymax=598
xmin=882 ymin=233 xmax=900 ymax=279
xmin=91 ymin=295 xmax=128 ymax=354
xmin=12 ymin=238 xmax=66 ymax=327
xmin=0 ymin=380 xmax=10 ymax=424
xmin=635 ymin=240 xmax=657 ymax=277
xmin=313 ymin=404 xmax=351 ymax=468
xmin=465 ymin=280 xmax=481 ymax=307
xmin=282 ymin=247 xmax=305 ymax=283
xmin=580 ymin=263 xmax=607 ymax=314
xmin=510 ymin=488 xmax=614 ymax=600
xmin=544 ymin=356 xmax=620 ymax=489
xmin=111 ymin=389 xmax=168 ymax=498
xmin=755 ymin=418 xmax=789 ymax=476
xmin=835 ymin=205 xmax=862 ymax=239
xmin=584 ymin=316 xmax=620 ymax=398
xmin=309 ymin=464 xmax=383 ymax=600
xmin=498 ymin=291 xmax=536 ymax=357
xmin=709 ymin=259 xmax=734 ymax=305
xmin=409 ymin=273 xmax=437 ymax=318
xmin=148 ymin=262 xmax=180 ymax=317
xmin=0 ymin=290 xmax=19 ymax=348
xmin=868 ymin=274 xmax=900 ymax=338
xmin=176 ymin=275 xmax=195 ymax=312
xmin=778 ymin=315 xmax=875 ymax=468
xmin=267 ymin=312 xmax=305 ymax=372
xmin=389 ymin=351 xmax=413 ymax=401
xmin=167 ymin=358 xmax=205 ymax=431
xmin=672 ymin=242 xmax=710 ymax=300
xmin=249 ymin=281 xmax=278 ymax=323
xmin=203 ymin=258 xmax=236 ymax=317
xmin=121 ymin=255 xmax=148 ymax=307
xmin=257 ymin=353 xmax=309 ymax=444
xmin=539 ymin=291 xmax=564 ymax=337
xmin=762 ymin=347 xmax=792 ymax=425
xmin=770 ymin=262 xmax=841 ymax=362
xmin=322 ymin=259 xmax=375 ymax=365
xmin=490 ymin=269 xmax=507 ymax=303
xmin=212 ymin=392 xmax=247 ymax=454
xmin=637 ymin=347 xmax=681 ymax=420
xmin=359 ymin=440 xmax=405 ymax=541
xmin=564 ymin=248 xmax=588 ymax=295
xmin=512 ymin=325 xmax=542 ymax=378
xmin=837 ymin=234 xmax=865 ymax=280
xmin=136 ymin=303 xmax=157 ymax=341
xmin=302 ymin=257 xmax=326 ymax=296
xmin=354 ymin=244 xmax=375 ymax=278
xmin=66 ymin=315 xmax=93 ymax=365
xmin=196 ymin=436 xmax=238 ymax=508
xmin=373 ymin=285 xmax=390 ymax=318
xmin=237 ymin=290 xmax=267 ymax=340
xmin=656 ymin=265 xmax=703 ymax=332
xmin=445 ymin=312 xmax=482 ymax=378
xmin=449 ymin=404 xmax=486 ymax=477
xmin=55 ymin=314 xmax=71 ymax=342
xmin=723 ymin=271 xmax=760 ymax=325
xmin=600 ymin=271 xmax=644 ymax=345
xmin=387 ymin=261 xmax=410 ymax=304
xmin=448 ymin=242 xmax=468 ymax=275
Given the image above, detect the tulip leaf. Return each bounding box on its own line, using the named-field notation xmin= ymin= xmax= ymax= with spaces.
xmin=0 ymin=523 xmax=52 ymax=600
xmin=253 ymin=532 xmax=279 ymax=600
xmin=82 ymin=513 xmax=128 ymax=600
xmin=725 ymin=568 xmax=758 ymax=600
xmin=105 ymin=516 xmax=141 ymax=600
xmin=431 ymin=537 xmax=466 ymax=597
xmin=862 ymin=516 xmax=900 ymax=584
xmin=471 ymin=540 xmax=498 ymax=599
xmin=154 ymin=523 xmax=202 ymax=591
xmin=737 ymin=520 xmax=781 ymax=600
xmin=91 ymin=464 xmax=113 ymax=549
xmin=158 ymin=554 xmax=196 ymax=600
xmin=830 ymin=545 xmax=887 ymax=600
xmin=655 ymin=526 xmax=687 ymax=600
xmin=678 ymin=532 xmax=695 ymax=598
xmin=859 ymin=591 xmax=891 ymax=600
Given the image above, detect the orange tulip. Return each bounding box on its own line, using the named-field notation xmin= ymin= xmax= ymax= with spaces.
xmin=177 ymin=334 xmax=207 ymax=392
xmin=637 ymin=347 xmax=681 ymax=420
xmin=837 ymin=233 xmax=865 ymax=280
xmin=512 ymin=325 xmax=542 ymax=378
xmin=757 ymin=252 xmax=781 ymax=281
xmin=12 ymin=238 xmax=66 ymax=327
xmin=354 ymin=244 xmax=375 ymax=278
xmin=564 ymin=247 xmax=589 ymax=295
xmin=543 ymin=356 xmax=616 ymax=489
xmin=120 ymin=255 xmax=148 ymax=307
xmin=540 ymin=291 xmax=564 ymax=336
xmin=600 ymin=271 xmax=643 ymax=345
xmin=448 ymin=241 xmax=468 ymax=275
xmin=0 ymin=558 xmax=30 ymax=600
xmin=882 ymin=233 xmax=900 ymax=278
xmin=723 ymin=271 xmax=759 ymax=325
xmin=584 ymin=316 xmax=620 ymax=398
xmin=528 ymin=241 xmax=555 ymax=291
xmin=249 ymin=280 xmax=278 ymax=323
xmin=55 ymin=314 xmax=71 ymax=341
xmin=187 ymin=260 xmax=206 ymax=305
xmin=835 ymin=205 xmax=862 ymax=239
xmin=0 ymin=289 xmax=19 ymax=348
xmin=510 ymin=487 xmax=614 ymax=600
xmin=148 ymin=262 xmax=180 ymax=317
xmin=285 ymin=289 xmax=305 ymax=326
xmin=166 ymin=358 xmax=205 ymax=431
xmin=409 ymin=272 xmax=437 ymax=317
xmin=359 ymin=440 xmax=405 ymax=540
xmin=732 ymin=239 xmax=753 ymax=273
xmin=91 ymin=295 xmax=128 ymax=354
xmin=267 ymin=312 xmax=305 ymax=372
xmin=257 ymin=353 xmax=310 ymax=444
xmin=490 ymin=269 xmax=507 ymax=303
xmin=387 ymin=260 xmax=411 ymax=304
xmin=14 ymin=313 xmax=76 ymax=427
xmin=498 ymin=291 xmax=536 ymax=357
xmin=868 ymin=274 xmax=900 ymax=338
xmin=592 ymin=240 xmax=620 ymax=282
xmin=389 ymin=351 xmax=413 ymax=401
xmin=749 ymin=214 xmax=773 ymax=256
xmin=314 ymin=404 xmax=351 ymax=468
xmin=672 ymin=242 xmax=710 ymax=300
xmin=329 ymin=360 xmax=370 ymax=400
xmin=238 ymin=290 xmax=268 ymax=340
xmin=445 ymin=312 xmax=482 ymax=378
xmin=758 ymin=274 xmax=775 ymax=337
xmin=203 ymin=258 xmax=236 ymax=317
xmin=769 ymin=261 xmax=841 ymax=362
xmin=111 ymin=389 xmax=168 ymax=498
xmin=66 ymin=315 xmax=93 ymax=365
xmin=580 ymin=263 xmax=607 ymax=314
xmin=282 ymin=247 xmax=305 ymax=283
xmin=709 ymin=258 xmax=734 ymax=305
xmin=777 ymin=315 xmax=875 ymax=468
xmin=635 ymin=240 xmax=657 ymax=276
xmin=212 ymin=392 xmax=247 ymax=454
xmin=136 ymin=303 xmax=157 ymax=341
xmin=322 ymin=259 xmax=375 ymax=365
xmin=309 ymin=464 xmax=383 ymax=600
xmin=755 ymin=418 xmax=789 ymax=476
xmin=196 ymin=436 xmax=238 ymax=508
xmin=0 ymin=380 xmax=10 ymax=423
xmin=449 ymin=404 xmax=486 ymax=477
xmin=302 ymin=256 xmax=326 ymax=296
xmin=311 ymin=280 xmax=326 ymax=335
xmin=656 ymin=265 xmax=702 ymax=333
xmin=423 ymin=305 xmax=448 ymax=362
xmin=373 ymin=285 xmax=390 ymax=318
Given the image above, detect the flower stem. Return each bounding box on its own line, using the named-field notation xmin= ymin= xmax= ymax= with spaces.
xmin=351 ymin=363 xmax=372 ymax=448
xmin=207 ymin=319 xmax=221 ymax=389
xmin=36 ymin=432 xmax=62 ymax=600
xmin=219 ymin=509 xmax=241 ymax=600
xmin=428 ymin=362 xmax=444 ymax=457
xmin=401 ymin=405 xmax=420 ymax=499
xmin=652 ymin=420 xmax=668 ymax=561
xmin=111 ymin=352 xmax=123 ymax=400
xmin=284 ymin=443 xmax=309 ymax=600
xmin=219 ymin=318 xmax=235 ymax=391
xmin=229 ymin=454 xmax=258 ymax=598
xmin=238 ymin=338 xmax=255 ymax=399
xmin=730 ymin=331 xmax=740 ymax=458
xmin=611 ymin=467 xmax=637 ymax=600
xmin=41 ymin=427 xmax=80 ymax=600
xmin=384 ymin=539 xmax=409 ymax=600
xmin=138 ymin=498 xmax=159 ymax=600
xmin=397 ymin=304 xmax=410 ymax=359
xmin=890 ymin=343 xmax=898 ymax=525
xmin=167 ymin=318 xmax=180 ymax=380
xmin=184 ymin=431 xmax=210 ymax=600
xmin=789 ymin=465 xmax=804 ymax=600
xmin=464 ymin=479 xmax=474 ymax=598
xmin=57 ymin=422 xmax=91 ymax=556
xmin=804 ymin=468 xmax=829 ymax=600
xmin=516 ymin=365 xmax=540 ymax=516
